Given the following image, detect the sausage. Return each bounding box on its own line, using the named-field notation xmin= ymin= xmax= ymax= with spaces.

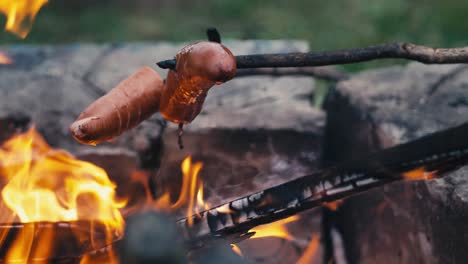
xmin=70 ymin=66 xmax=163 ymax=145
xmin=159 ymin=41 xmax=237 ymax=124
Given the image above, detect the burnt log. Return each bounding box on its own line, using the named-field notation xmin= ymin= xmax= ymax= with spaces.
xmin=177 ymin=121 xmax=468 ymax=249
xmin=0 ymin=221 xmax=118 ymax=263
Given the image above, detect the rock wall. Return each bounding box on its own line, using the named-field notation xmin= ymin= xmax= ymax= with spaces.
xmin=325 ymin=63 xmax=468 ymax=264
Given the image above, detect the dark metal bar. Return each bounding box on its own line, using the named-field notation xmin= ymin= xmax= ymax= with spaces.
xmin=177 ymin=121 xmax=468 ymax=248
xmin=157 ymin=43 xmax=468 ymax=70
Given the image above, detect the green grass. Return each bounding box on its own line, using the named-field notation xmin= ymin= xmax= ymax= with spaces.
xmin=0 ymin=0 xmax=467 ymax=72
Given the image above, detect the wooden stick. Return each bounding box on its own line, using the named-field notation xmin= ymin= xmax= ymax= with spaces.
xmin=157 ymin=43 xmax=468 ymax=71
xmin=235 ymin=66 xmax=349 ymax=81
xmin=177 ymin=121 xmax=468 ymax=248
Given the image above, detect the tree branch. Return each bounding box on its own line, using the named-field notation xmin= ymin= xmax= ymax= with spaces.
xmin=157 ymin=42 xmax=468 ymax=71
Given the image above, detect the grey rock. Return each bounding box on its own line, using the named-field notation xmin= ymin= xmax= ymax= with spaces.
xmin=121 ymin=211 xmax=186 ymax=264
xmin=325 ymin=62 xmax=468 ymax=264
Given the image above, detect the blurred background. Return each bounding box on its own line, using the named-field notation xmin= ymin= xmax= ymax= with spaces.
xmin=1 ymin=0 xmax=468 ymax=71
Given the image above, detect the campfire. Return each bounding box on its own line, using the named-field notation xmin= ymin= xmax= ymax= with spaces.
xmin=0 ymin=127 xmax=123 ymax=263
xmin=2 ymin=2 xmax=468 ymax=263
xmin=0 ymin=126 xmax=322 ymax=263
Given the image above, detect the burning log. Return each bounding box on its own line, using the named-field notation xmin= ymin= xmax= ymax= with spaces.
xmin=177 ymin=121 xmax=468 ymax=248
xmin=157 ymin=42 xmax=468 ymax=70
xmin=0 ymin=221 xmax=118 ymax=263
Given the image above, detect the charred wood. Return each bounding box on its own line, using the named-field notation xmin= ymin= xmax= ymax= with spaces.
xmin=177 ymin=121 xmax=468 ymax=248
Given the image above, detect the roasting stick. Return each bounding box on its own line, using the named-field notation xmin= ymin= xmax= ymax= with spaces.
xmin=177 ymin=121 xmax=468 ymax=248
xmin=157 ymin=42 xmax=468 ymax=70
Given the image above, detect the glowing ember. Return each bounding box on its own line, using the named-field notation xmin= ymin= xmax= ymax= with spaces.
xmin=215 ymin=204 xmax=232 ymax=214
xmin=0 ymin=51 xmax=12 ymax=64
xmin=323 ymin=199 xmax=343 ymax=211
xmin=249 ymin=215 xmax=299 ymax=240
xmin=0 ymin=0 xmax=48 ymax=38
xmin=402 ymin=167 xmax=435 ymax=180
xmin=0 ymin=127 xmax=124 ymax=262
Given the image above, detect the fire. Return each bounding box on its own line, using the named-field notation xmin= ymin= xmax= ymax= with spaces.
xmin=402 ymin=167 xmax=435 ymax=180
xmin=136 ymin=156 xmax=206 ymax=226
xmin=0 ymin=0 xmax=48 ymax=38
xmin=249 ymin=215 xmax=299 ymax=240
xmin=231 ymin=244 xmax=243 ymax=256
xmin=296 ymin=236 xmax=320 ymax=264
xmin=323 ymin=199 xmax=343 ymax=211
xmin=0 ymin=51 xmax=12 ymax=64
xmin=0 ymin=127 xmax=124 ymax=262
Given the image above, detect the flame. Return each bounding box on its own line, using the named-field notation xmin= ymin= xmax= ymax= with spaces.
xmin=79 ymin=246 xmax=119 ymax=264
xmin=0 ymin=51 xmax=12 ymax=64
xmin=0 ymin=127 xmax=124 ymax=262
xmin=231 ymin=244 xmax=243 ymax=256
xmin=0 ymin=0 xmax=48 ymax=38
xmin=249 ymin=215 xmax=299 ymax=240
xmin=323 ymin=199 xmax=343 ymax=211
xmin=136 ymin=156 xmax=206 ymax=226
xmin=215 ymin=204 xmax=232 ymax=214
xmin=296 ymin=236 xmax=320 ymax=264
xmin=402 ymin=167 xmax=435 ymax=180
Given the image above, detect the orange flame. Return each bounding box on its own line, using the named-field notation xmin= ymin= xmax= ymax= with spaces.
xmin=0 ymin=127 xmax=124 ymax=263
xmin=323 ymin=199 xmax=343 ymax=211
xmin=0 ymin=0 xmax=48 ymax=38
xmin=297 ymin=236 xmax=320 ymax=264
xmin=0 ymin=51 xmax=12 ymax=64
xmin=136 ymin=156 xmax=206 ymax=226
xmin=231 ymin=244 xmax=243 ymax=256
xmin=215 ymin=205 xmax=233 ymax=214
xmin=79 ymin=246 xmax=119 ymax=264
xmin=249 ymin=215 xmax=299 ymax=240
xmin=402 ymin=167 xmax=435 ymax=181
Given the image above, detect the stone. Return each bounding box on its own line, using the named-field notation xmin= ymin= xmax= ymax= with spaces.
xmin=120 ymin=211 xmax=186 ymax=264
xmin=324 ymin=63 xmax=468 ymax=263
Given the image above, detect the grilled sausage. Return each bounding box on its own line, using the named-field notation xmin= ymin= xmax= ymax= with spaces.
xmin=159 ymin=41 xmax=237 ymax=124
xmin=70 ymin=66 xmax=163 ymax=145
